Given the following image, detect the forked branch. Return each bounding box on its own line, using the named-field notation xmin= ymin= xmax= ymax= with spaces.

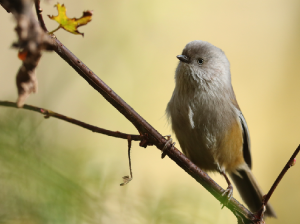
xmin=0 ymin=1 xmax=299 ymax=223
xmin=0 ymin=101 xmax=142 ymax=141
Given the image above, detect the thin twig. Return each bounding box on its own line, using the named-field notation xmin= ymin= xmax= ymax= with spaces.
xmin=263 ymin=145 xmax=300 ymax=204
xmin=34 ymin=0 xmax=48 ymax=32
xmin=0 ymin=101 xmax=142 ymax=141
xmin=120 ymin=136 xmax=133 ymax=186
xmin=127 ymin=136 xmax=133 ymax=179
xmin=253 ymin=145 xmax=300 ymax=222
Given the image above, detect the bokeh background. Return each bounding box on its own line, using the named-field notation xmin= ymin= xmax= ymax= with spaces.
xmin=1 ymin=0 xmax=300 ymax=223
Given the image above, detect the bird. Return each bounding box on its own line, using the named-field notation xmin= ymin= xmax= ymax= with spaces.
xmin=166 ymin=40 xmax=276 ymax=217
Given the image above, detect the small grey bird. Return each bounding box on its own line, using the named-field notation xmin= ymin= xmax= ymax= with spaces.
xmin=166 ymin=40 xmax=276 ymax=217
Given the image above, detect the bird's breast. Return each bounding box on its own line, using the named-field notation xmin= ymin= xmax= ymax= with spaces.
xmin=167 ymin=89 xmax=245 ymax=172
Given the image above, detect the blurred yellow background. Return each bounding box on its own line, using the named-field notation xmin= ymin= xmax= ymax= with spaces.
xmin=1 ymin=0 xmax=300 ymax=223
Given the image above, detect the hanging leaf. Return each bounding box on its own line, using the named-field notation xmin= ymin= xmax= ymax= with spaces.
xmin=48 ymin=3 xmax=93 ymax=36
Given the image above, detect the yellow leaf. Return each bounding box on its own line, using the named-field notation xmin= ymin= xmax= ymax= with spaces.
xmin=48 ymin=3 xmax=93 ymax=36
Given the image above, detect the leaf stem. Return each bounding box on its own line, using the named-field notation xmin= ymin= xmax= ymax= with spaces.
xmin=48 ymin=25 xmax=61 ymax=35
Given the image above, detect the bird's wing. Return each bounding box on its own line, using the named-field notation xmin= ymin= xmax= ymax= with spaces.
xmin=228 ymin=85 xmax=252 ymax=169
xmin=238 ymin=112 xmax=252 ymax=169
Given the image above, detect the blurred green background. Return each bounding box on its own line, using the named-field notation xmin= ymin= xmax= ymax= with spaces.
xmin=1 ymin=0 xmax=300 ymax=223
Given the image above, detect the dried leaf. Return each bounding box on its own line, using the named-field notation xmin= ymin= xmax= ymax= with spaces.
xmin=18 ymin=49 xmax=28 ymax=61
xmin=16 ymin=65 xmax=38 ymax=108
xmin=120 ymin=175 xmax=132 ymax=186
xmin=9 ymin=0 xmax=54 ymax=107
xmin=48 ymin=3 xmax=93 ymax=36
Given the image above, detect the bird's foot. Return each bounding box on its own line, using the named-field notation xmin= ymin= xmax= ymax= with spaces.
xmin=218 ymin=168 xmax=233 ymax=209
xmin=221 ymin=184 xmax=233 ymax=209
xmin=221 ymin=184 xmax=233 ymax=208
xmin=161 ymin=135 xmax=176 ymax=159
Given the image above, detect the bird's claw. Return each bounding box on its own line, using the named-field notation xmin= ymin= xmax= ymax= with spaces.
xmin=220 ymin=184 xmax=233 ymax=209
xmin=162 ymin=135 xmax=176 ymax=159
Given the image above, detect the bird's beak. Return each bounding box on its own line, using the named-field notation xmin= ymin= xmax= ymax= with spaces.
xmin=177 ymin=55 xmax=190 ymax=63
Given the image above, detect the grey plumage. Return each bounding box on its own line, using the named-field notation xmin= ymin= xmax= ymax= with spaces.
xmin=166 ymin=40 xmax=276 ymax=217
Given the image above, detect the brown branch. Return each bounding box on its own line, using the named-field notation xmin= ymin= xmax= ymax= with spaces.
xmin=51 ymin=38 xmax=156 ymax=138
xmin=254 ymin=145 xmax=300 ymax=220
xmin=0 ymin=0 xmax=11 ymax=12
xmin=50 ymin=36 xmax=257 ymax=223
xmin=2 ymin=3 xmax=294 ymax=223
xmin=0 ymin=101 xmax=142 ymax=141
xmin=264 ymin=145 xmax=300 ymax=204
xmin=34 ymin=0 xmax=48 ymax=32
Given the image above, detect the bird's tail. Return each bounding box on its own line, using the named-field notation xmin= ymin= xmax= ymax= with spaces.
xmin=230 ymin=168 xmax=276 ymax=218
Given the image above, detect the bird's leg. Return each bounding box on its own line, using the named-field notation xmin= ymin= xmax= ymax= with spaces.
xmin=218 ymin=166 xmax=233 ymax=208
xmin=161 ymin=135 xmax=176 ymax=159
xmin=221 ymin=170 xmax=233 ymax=199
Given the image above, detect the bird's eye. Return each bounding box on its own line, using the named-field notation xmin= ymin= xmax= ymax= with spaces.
xmin=197 ymin=58 xmax=204 ymax=65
